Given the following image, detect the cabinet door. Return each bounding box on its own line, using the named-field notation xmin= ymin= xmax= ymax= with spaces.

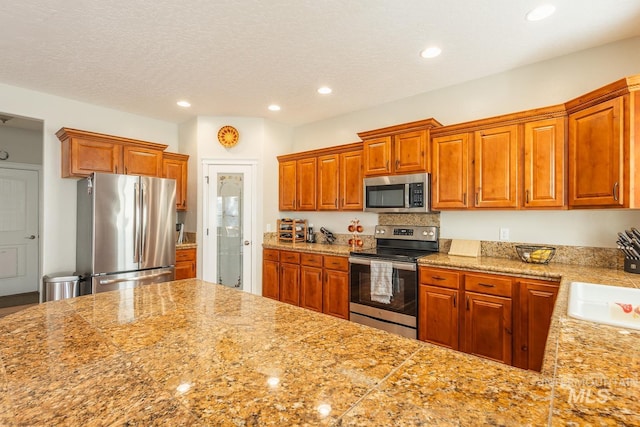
xmin=340 ymin=150 xmax=363 ymax=210
xmin=175 ymin=248 xmax=196 ymax=279
xmin=279 ymin=262 xmax=301 ymax=306
xmin=514 ymin=280 xmax=559 ymax=371
xmin=431 ymin=133 xmax=470 ymax=209
xmin=279 ymin=160 xmax=297 ymax=211
xmin=296 ymin=158 xmax=317 ymax=210
xmin=323 ymin=269 xmax=349 ymax=320
xmin=464 ymin=292 xmax=512 ymax=365
xmin=317 ymin=154 xmax=339 ymax=210
xmin=300 ymin=265 xmax=323 ymax=312
xmin=262 ymin=259 xmax=280 ymax=300
xmin=419 ymin=285 xmax=459 ymax=350
xmin=363 ymin=137 xmax=392 ymax=176
xmin=66 ymin=138 xmax=122 ymax=177
xmin=568 ymin=97 xmax=624 ymax=207
xmin=123 ymin=146 xmax=163 ymax=177
xmin=163 ymin=155 xmax=189 ymax=210
xmin=523 ymin=118 xmax=566 ymax=208
xmin=394 ymin=130 xmax=428 ymax=174
xmin=474 ymin=125 xmax=518 ymax=208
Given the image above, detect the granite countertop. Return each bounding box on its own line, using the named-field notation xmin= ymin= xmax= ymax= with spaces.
xmin=1 ymin=253 xmax=639 ymax=425
xmin=176 ymin=242 xmax=197 ymax=250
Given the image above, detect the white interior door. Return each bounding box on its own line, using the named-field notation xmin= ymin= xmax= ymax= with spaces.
xmin=203 ymin=161 xmax=256 ymax=293
xmin=0 ymin=168 xmax=39 ymax=296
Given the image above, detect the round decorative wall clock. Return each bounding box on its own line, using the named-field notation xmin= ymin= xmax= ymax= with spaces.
xmin=217 ymin=125 xmax=239 ymax=148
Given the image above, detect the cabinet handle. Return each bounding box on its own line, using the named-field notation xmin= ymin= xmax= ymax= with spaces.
xmin=386 ymin=160 xmax=389 ymax=170
xmin=463 ymin=192 xmax=467 ymax=205
xmin=335 ymin=198 xmax=338 ymax=208
xmin=395 ymin=159 xmax=399 ymax=169
xmin=432 ymin=276 xmax=446 ymax=281
xmin=521 ymin=345 xmax=528 ymax=352
xmin=115 ymin=166 xmax=118 ymax=174
xmin=525 ymin=189 xmax=530 ymax=204
xmin=125 ymin=167 xmax=128 ymax=175
xmin=453 ymin=293 xmax=457 ymax=308
xmin=506 ymin=328 xmax=513 ymax=335
xmin=479 ymin=283 xmax=495 ymax=288
xmin=613 ymin=182 xmax=619 ymax=201
xmin=475 ymin=192 xmax=479 ymax=205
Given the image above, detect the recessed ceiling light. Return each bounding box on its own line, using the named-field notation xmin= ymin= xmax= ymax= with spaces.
xmin=317 ymin=86 xmax=332 ymax=95
xmin=177 ymin=100 xmax=191 ymax=108
xmin=526 ymin=4 xmax=556 ymax=21
xmin=268 ymin=104 xmax=281 ymax=111
xmin=420 ymin=46 xmax=442 ymax=59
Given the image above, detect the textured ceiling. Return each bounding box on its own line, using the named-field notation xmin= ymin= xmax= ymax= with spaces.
xmin=1 ymin=0 xmax=640 ymax=126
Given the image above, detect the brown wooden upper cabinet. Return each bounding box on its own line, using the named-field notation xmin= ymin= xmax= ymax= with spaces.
xmin=565 ymin=75 xmax=640 ymax=208
xmin=358 ymin=118 xmax=441 ymax=177
xmin=430 ymin=105 xmax=567 ymax=210
xmin=523 ymin=117 xmax=566 ymax=208
xmin=278 ymin=142 xmax=362 ymax=212
xmin=431 ymin=132 xmax=470 ymax=209
xmin=57 ymin=128 xmax=168 ymax=178
xmin=162 ymin=152 xmax=189 ymax=211
xmin=278 ymin=157 xmax=316 ymax=211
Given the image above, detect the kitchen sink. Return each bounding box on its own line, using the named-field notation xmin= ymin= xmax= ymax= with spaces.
xmin=568 ymin=282 xmax=640 ymax=330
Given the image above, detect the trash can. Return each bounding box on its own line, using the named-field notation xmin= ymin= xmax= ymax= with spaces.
xmin=42 ymin=273 xmax=81 ymax=302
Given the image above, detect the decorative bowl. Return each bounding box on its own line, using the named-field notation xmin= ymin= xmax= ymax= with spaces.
xmin=515 ymin=245 xmax=556 ymax=264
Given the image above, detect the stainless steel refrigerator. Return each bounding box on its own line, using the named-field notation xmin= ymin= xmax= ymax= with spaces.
xmin=76 ymin=173 xmax=176 ymax=294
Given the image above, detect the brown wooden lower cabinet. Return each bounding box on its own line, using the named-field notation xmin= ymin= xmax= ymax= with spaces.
xmin=262 ymin=249 xmax=349 ymax=320
xmin=279 ymin=251 xmax=301 ymax=306
xmin=419 ymin=266 xmax=558 ymax=371
xmin=513 ymin=279 xmax=559 ymax=371
xmin=262 ymin=249 xmax=280 ymax=300
xmin=464 ymin=291 xmax=513 ymax=365
xmin=175 ymin=247 xmax=197 ymax=280
xmin=300 ymin=253 xmax=323 ymax=312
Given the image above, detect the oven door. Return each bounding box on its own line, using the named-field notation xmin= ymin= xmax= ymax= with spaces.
xmin=349 ymin=256 xmax=418 ymax=314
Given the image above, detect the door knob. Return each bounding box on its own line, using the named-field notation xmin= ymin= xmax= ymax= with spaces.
xmin=25 ymin=235 xmax=36 ymax=240
xmin=244 ymin=240 xmax=250 ymax=245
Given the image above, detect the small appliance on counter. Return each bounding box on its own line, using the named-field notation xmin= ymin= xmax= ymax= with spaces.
xmin=306 ymin=224 xmax=316 ymax=243
xmin=176 ymin=223 xmax=185 ymax=244
xmin=617 ymin=228 xmax=640 ymax=274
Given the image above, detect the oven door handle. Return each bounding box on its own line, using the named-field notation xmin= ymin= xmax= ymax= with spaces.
xmin=348 ymin=257 xmax=416 ymax=271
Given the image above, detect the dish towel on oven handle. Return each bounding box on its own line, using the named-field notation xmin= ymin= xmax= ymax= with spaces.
xmin=370 ymin=260 xmax=393 ymax=304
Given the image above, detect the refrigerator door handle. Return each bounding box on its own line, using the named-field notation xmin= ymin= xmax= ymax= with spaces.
xmin=141 ymin=183 xmax=147 ymax=262
xmin=133 ymin=183 xmax=140 ymax=263
xmin=98 ymin=270 xmax=173 ymax=286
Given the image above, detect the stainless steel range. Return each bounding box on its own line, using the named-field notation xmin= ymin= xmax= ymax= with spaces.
xmin=349 ymin=225 xmax=439 ymax=339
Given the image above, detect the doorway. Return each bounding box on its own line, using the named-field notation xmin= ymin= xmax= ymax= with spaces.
xmin=0 ymin=167 xmax=39 ymax=297
xmin=202 ymin=160 xmax=257 ymax=293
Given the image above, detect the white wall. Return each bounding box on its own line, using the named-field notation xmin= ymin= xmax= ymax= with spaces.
xmin=289 ymin=37 xmax=640 ymax=248
xmin=0 ymin=126 xmax=43 ymax=164
xmin=179 ymin=116 xmax=292 ymax=292
xmin=0 ymin=83 xmax=178 ymax=277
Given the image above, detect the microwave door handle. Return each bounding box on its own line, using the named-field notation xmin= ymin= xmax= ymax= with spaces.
xmin=405 ymin=183 xmax=410 ymax=208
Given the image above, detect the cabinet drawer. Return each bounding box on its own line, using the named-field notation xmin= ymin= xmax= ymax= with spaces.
xmin=263 ymin=249 xmax=280 ymax=262
xmin=324 ymin=255 xmax=348 ymax=271
xmin=176 ymin=248 xmax=196 ymax=262
xmin=280 ymin=251 xmax=301 ymax=264
xmin=464 ymin=273 xmax=513 ymax=298
xmin=419 ymin=267 xmax=460 ymax=289
xmin=301 ymin=253 xmax=323 ymax=267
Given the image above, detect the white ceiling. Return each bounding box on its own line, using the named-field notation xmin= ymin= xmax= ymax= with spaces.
xmin=1 ymin=0 xmax=640 ymax=127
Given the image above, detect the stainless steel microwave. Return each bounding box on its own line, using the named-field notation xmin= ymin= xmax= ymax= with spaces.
xmin=363 ymin=172 xmax=433 ymax=213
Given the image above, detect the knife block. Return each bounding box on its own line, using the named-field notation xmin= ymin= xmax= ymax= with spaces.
xmin=624 ymin=258 xmax=640 ymax=274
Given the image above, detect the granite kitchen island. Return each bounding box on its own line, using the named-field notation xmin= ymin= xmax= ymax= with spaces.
xmin=0 ymin=272 xmax=638 ymax=426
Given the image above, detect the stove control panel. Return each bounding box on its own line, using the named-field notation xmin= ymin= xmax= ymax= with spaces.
xmin=374 ymin=225 xmax=438 ymax=242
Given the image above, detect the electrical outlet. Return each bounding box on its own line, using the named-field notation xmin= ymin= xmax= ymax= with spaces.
xmin=499 ymin=228 xmax=510 ymax=241
xmin=266 ymin=223 xmax=272 ymax=232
